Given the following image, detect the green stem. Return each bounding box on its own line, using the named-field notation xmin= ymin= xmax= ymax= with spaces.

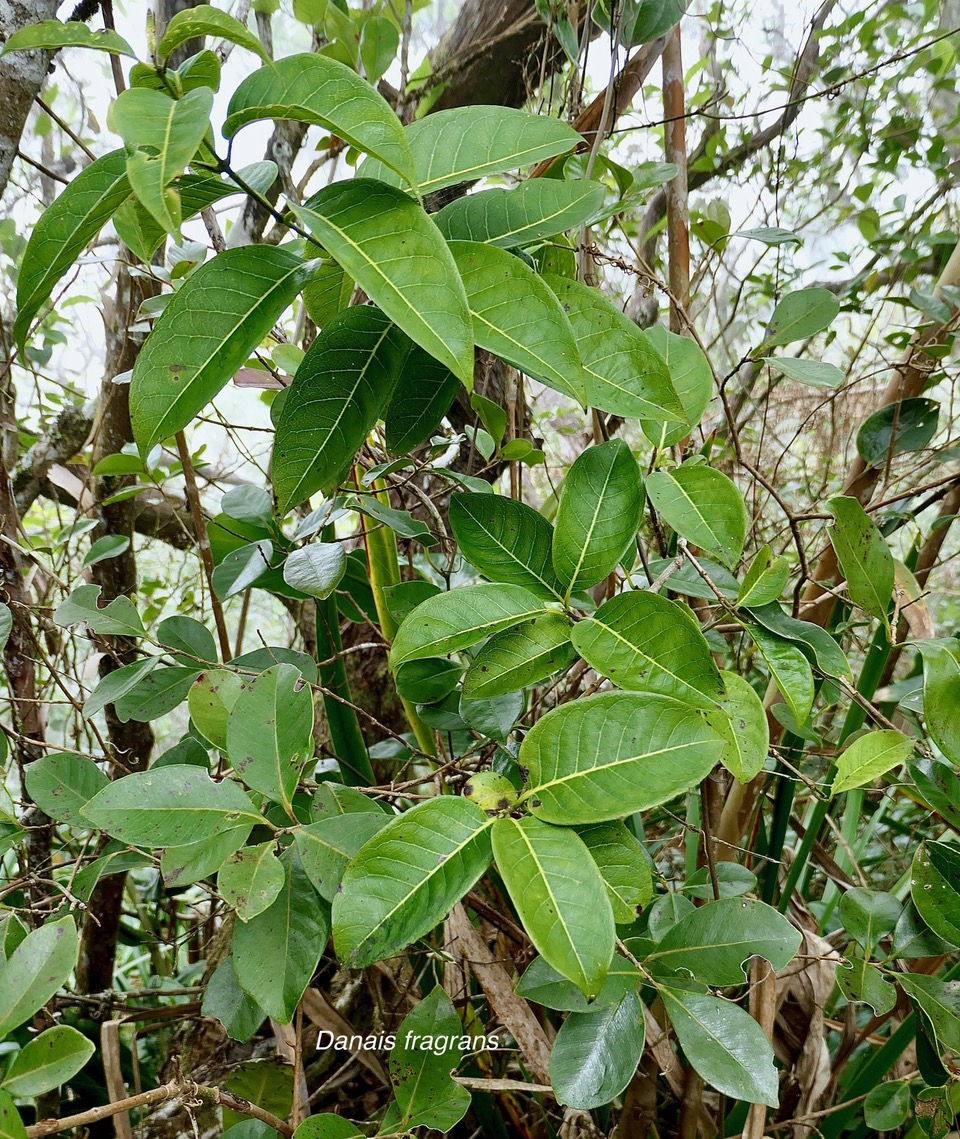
xmin=362 ymin=481 xmax=436 ymax=757
xmin=314 ymin=542 xmax=373 ymax=785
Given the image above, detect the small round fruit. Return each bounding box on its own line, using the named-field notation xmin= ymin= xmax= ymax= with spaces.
xmin=462 ymin=771 xmax=518 ymax=813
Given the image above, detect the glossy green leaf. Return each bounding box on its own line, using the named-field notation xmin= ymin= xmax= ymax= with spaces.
xmin=832 ymin=730 xmax=914 ymax=796
xmin=226 ymin=663 xmax=314 ymax=814
xmin=225 ymin=55 xmax=415 ymax=185
xmin=737 ymin=546 xmax=790 ymax=607
xmin=83 ymin=767 xmax=263 ymax=847
xmin=333 ymin=797 xmax=493 ymax=967
xmin=188 ymin=669 xmax=245 ymax=750
xmin=24 ymin=752 xmax=108 ymax=828
xmin=593 ymin=0 xmax=687 ymax=45
xmin=639 ymin=326 xmax=713 ymax=447
xmin=646 ymin=463 xmax=747 ymax=568
xmin=917 ymin=642 xmax=960 ymax=764
xmin=516 ymin=954 xmax=643 ymax=1012
xmin=14 ymin=149 xmax=131 ymax=348
xmin=435 ymin=181 xmax=605 ymax=248
xmin=837 ymin=956 xmax=897 ymax=1015
xmin=162 ymin=825 xmax=252 ymax=888
xmin=493 ymin=815 xmax=614 ymax=997
xmin=462 ymin=612 xmax=576 ymax=699
xmin=383 ymin=346 xmax=461 ymax=454
xmin=450 ymin=492 xmax=562 ymax=600
xmin=645 ymin=898 xmax=800 ymax=985
xmin=571 ymin=590 xmax=722 ymax=707
xmin=545 ymin=275 xmax=684 ymax=422
xmin=389 ymin=988 xmax=471 ymax=1130
xmin=553 ymin=440 xmax=644 ymax=595
xmin=360 ymin=106 xmax=581 ymax=194
xmin=0 ymin=917 xmax=78 ymax=1038
xmin=549 ymin=990 xmax=644 ymax=1109
xmin=201 ymin=957 xmax=265 ymax=1043
xmin=912 ymin=841 xmax=960 ymax=946
xmin=827 ymin=496 xmax=894 ymax=629
xmin=579 ymin=822 xmax=653 ymax=923
xmin=54 ymin=584 xmax=145 ymax=637
xmin=520 ymin=692 xmax=724 ymax=824
xmin=291 ymin=184 xmax=474 ymax=383
xmin=294 ymin=812 xmax=390 ymax=902
xmin=232 ymin=849 xmax=329 ymax=1023
xmin=131 ymin=245 xmax=314 ymax=452
xmin=864 ymin=1082 xmax=911 ymax=1131
xmin=899 ymin=973 xmax=960 ymax=1053
xmin=158 ymin=4 xmax=269 ymax=62
xmin=389 ymin=584 xmax=547 ymax=666
xmin=448 ymin=241 xmax=584 ymax=403
xmin=84 ymin=656 xmax=161 ymax=718
xmin=857 ymin=397 xmax=940 ymax=468
xmin=115 ymin=665 xmax=203 ymax=723
xmin=660 ymin=985 xmax=779 ymax=1106
xmin=0 ymin=1025 xmax=95 ymax=1096
xmin=746 ymin=602 xmax=852 ymax=681
xmin=839 ymin=888 xmax=902 ymax=952
xmin=0 ymin=20 xmax=135 ymax=57
xmin=759 ymin=286 xmax=840 ymax=349
xmin=712 ymin=672 xmax=769 ymax=784
xmin=218 ymin=842 xmax=285 ymax=922
xmin=293 ymin=1117 xmax=363 ymax=1139
xmin=111 ymin=87 xmax=214 ymax=234
xmin=283 ymin=542 xmax=346 ymax=599
xmin=0 ymin=1091 xmax=26 ymax=1139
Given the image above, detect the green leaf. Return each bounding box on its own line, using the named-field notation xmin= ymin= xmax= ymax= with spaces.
xmin=291 ymin=184 xmax=474 ymax=383
xmin=435 ymin=181 xmax=605 ymax=248
xmin=711 ymin=672 xmax=769 ymax=784
xmin=222 ymin=1058 xmax=293 ymax=1134
xmin=117 ymin=664 xmax=202 ymax=723
xmin=226 ymin=663 xmax=314 ymax=814
xmin=396 ymin=659 xmax=462 ymax=704
xmin=0 ymin=605 xmax=10 ymax=654
xmin=916 ymin=642 xmax=960 ymax=764
xmin=332 ymin=797 xmax=493 ymax=967
xmin=131 ymin=245 xmax=314 ymax=452
xmin=111 ymin=87 xmax=214 ymax=234
xmin=0 ymin=1091 xmax=26 ymax=1139
xmin=188 ymin=669 xmax=246 ymax=750
xmin=162 ymin=825 xmax=252 ymax=888
xmin=225 ymin=54 xmax=415 ymax=186
xmin=360 ymin=106 xmax=581 ymax=195
xmin=545 ymin=275 xmax=684 ymax=423
xmin=832 ymin=730 xmax=914 ymax=796
xmin=839 ymin=888 xmax=902 ymax=952
xmin=827 ymin=496 xmax=894 ymax=629
xmin=449 ymin=492 xmax=562 ymax=600
xmin=746 ymin=602 xmax=852 ymax=681
xmin=448 ymin=241 xmax=584 ymax=403
xmin=639 ymin=326 xmax=713 ymax=447
xmin=857 ymin=397 xmax=940 ymax=468
xmin=0 ymin=20 xmax=135 ymax=57
xmin=912 ymin=842 xmax=960 ymax=946
xmin=54 ymin=584 xmax=145 ymax=637
xmin=158 ymin=615 xmax=218 ymax=665
xmin=837 ymin=956 xmax=897 ymax=1015
xmin=293 ymin=1117 xmax=363 ymax=1139
xmin=232 ymin=849 xmax=329 ymax=1023
xmin=272 ymin=308 xmax=404 ymax=512
xmin=201 ymin=957 xmax=265 ymax=1043
xmin=84 ymin=657 xmax=161 ymax=717
xmin=493 ymin=816 xmax=613 ymax=997
xmin=82 ymin=534 xmax=130 ymax=569
xmin=737 ymin=546 xmax=789 ymax=607
xmin=571 ymin=591 xmax=723 ymax=707
xmin=761 ymin=356 xmax=844 ymax=389
xmin=294 ymin=813 xmax=390 ymax=902
xmin=520 ymin=692 xmax=724 ymax=825
xmin=549 ymin=990 xmax=645 ymax=1109
xmin=24 ymin=752 xmax=108 ymax=827
xmin=553 ymin=440 xmax=644 ymax=595
xmin=462 ymin=613 xmax=576 ymax=699
xmin=593 ymin=0 xmax=688 ymax=46
xmin=864 ymin=1082 xmax=911 ymax=1131
xmin=660 ymin=985 xmax=779 ymax=1106
xmin=283 ymin=542 xmax=346 ymax=600
xmin=759 ymin=286 xmax=840 ymax=349
xmin=459 ymin=690 xmax=523 ymax=742
xmin=212 ymin=539 xmax=274 ymax=600
xmin=360 ymin=16 xmax=399 ymax=83
xmin=645 ymin=899 xmax=800 ymax=985
xmin=389 ymin=988 xmax=471 ymax=1131
xmin=646 ymin=463 xmax=747 ymax=568
xmin=899 ymin=974 xmax=960 ymax=1053
xmin=384 ymin=346 xmax=460 ymax=454
xmin=389 ymin=584 xmax=547 ymax=666
xmin=578 ymin=822 xmax=653 ymax=923
xmin=517 ymin=954 xmax=642 ymax=1012
xmin=0 ymin=917 xmax=78 ymax=1038
xmin=83 ymin=767 xmax=263 ymax=847
xmin=14 ymin=149 xmax=132 ymax=348
xmin=0 ymin=1026 xmax=95 ymax=1096
xmin=158 ymin=4 xmax=269 ymax=62
xmin=218 ymin=841 xmax=286 ymax=922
